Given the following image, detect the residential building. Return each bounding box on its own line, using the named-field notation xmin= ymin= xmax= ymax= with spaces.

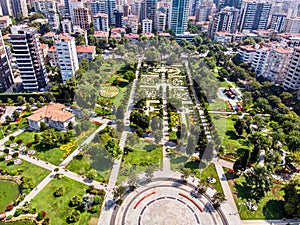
xmin=10 ymin=27 xmax=48 ymax=92
xmin=169 ymin=0 xmax=190 ymax=34
xmin=195 ymin=5 xmax=211 ymax=22
xmin=145 ymin=0 xmax=157 ymax=30
xmin=122 ymin=15 xmax=138 ymax=33
xmin=61 ymin=18 xmax=74 ymax=33
xmin=43 ymin=31 xmax=56 ymax=41
xmin=284 ymin=17 xmax=300 ymax=34
xmin=263 ymin=47 xmax=293 ymax=83
xmin=0 ymin=0 xmax=11 ymax=16
xmin=156 ymin=11 xmax=166 ymax=32
xmin=176 ymin=32 xmax=198 ymax=43
xmin=283 ymin=47 xmax=300 ymax=90
xmin=73 ymin=7 xmax=91 ymax=30
xmin=142 ymin=18 xmax=152 ymax=33
xmin=11 ymin=0 xmax=28 ymax=17
xmin=0 ymin=31 xmax=13 ymax=92
xmin=94 ymin=30 xmax=108 ymax=42
xmin=94 ymin=13 xmax=109 ymax=31
xmin=270 ymin=14 xmax=286 ymax=32
xmin=48 ymin=45 xmax=58 ymax=67
xmin=0 ymin=16 xmax=11 ymax=29
xmin=114 ymin=8 xmax=123 ymax=28
xmin=213 ymin=31 xmax=232 ymax=44
xmin=238 ymin=44 xmax=270 ymax=75
xmin=91 ymin=0 xmax=115 ymax=26
xmin=189 ymin=0 xmax=200 ymax=16
xmin=27 ymin=103 xmax=75 ymax=131
xmin=278 ymin=33 xmax=300 ymax=47
xmin=55 ymin=33 xmax=79 ymax=82
xmin=124 ymin=33 xmax=139 ymax=43
xmin=239 ymin=1 xmax=272 ymax=32
xmin=123 ymin=4 xmax=129 ymax=17
xmin=40 ymin=43 xmax=49 ymax=64
xmin=76 ymin=45 xmax=96 ymax=63
xmin=209 ymin=6 xmax=239 ymax=36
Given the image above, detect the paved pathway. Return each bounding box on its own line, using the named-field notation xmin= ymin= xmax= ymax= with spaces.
xmin=97 ymin=57 xmax=142 ymax=225
xmin=0 ymin=128 xmax=26 ymax=148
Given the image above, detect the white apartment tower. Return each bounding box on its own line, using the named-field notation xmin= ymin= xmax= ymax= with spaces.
xmin=94 ymin=13 xmax=109 ymax=31
xmin=10 ymin=27 xmax=48 ymax=92
xmin=156 ymin=11 xmax=166 ymax=32
xmin=0 ymin=31 xmax=13 ymax=92
xmin=55 ymin=34 xmax=79 ymax=82
xmin=283 ymin=47 xmax=300 ymax=90
xmin=142 ymin=18 xmax=152 ymax=33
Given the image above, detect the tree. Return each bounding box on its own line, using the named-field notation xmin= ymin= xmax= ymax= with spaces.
xmin=17 ymin=96 xmax=26 ymax=105
xmin=145 ymin=167 xmax=154 ymax=182
xmin=197 ymin=182 xmax=208 ymax=195
xmin=234 ymin=118 xmax=244 ymax=136
xmin=69 ymin=195 xmax=81 ymax=207
xmin=38 ymin=96 xmax=46 ymax=103
xmin=66 ymin=210 xmax=81 ymax=223
xmin=54 ymin=187 xmax=65 ymax=197
xmin=181 ymin=168 xmax=190 ymax=181
xmin=5 ymin=115 xmax=12 ymax=123
xmin=40 ymin=121 xmax=47 ymax=131
xmin=113 ymin=186 xmax=126 ymax=199
xmin=75 ymin=34 xmax=86 ymax=45
xmin=123 ymin=70 xmax=135 ymax=82
xmin=186 ymin=135 xmax=196 ymax=155
xmin=29 ymin=97 xmax=35 ymax=104
xmin=34 ymin=134 xmax=40 ymax=143
xmin=130 ymin=111 xmax=150 ymax=130
xmin=12 ymin=110 xmax=20 ymax=120
xmin=87 ymin=169 xmax=98 ymax=179
xmin=105 ymin=138 xmax=121 ymax=157
xmin=211 ymin=192 xmax=226 ymax=208
xmin=7 ymin=98 xmax=14 ymax=105
xmin=127 ymin=174 xmax=139 ymax=189
xmin=283 ymin=176 xmax=300 ymax=217
xmin=244 ymin=165 xmax=273 ymax=201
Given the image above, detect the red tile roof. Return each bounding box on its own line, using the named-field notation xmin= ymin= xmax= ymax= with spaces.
xmin=110 ymin=28 xmax=125 ymax=33
xmin=43 ymin=32 xmax=56 ymax=37
xmin=27 ymin=103 xmax=74 ymax=122
xmin=94 ymin=31 xmax=108 ymax=38
xmin=76 ymin=45 xmax=96 ymax=53
xmin=40 ymin=43 xmax=48 ymax=50
xmin=94 ymin=13 xmax=108 ymax=18
xmin=125 ymin=33 xmax=139 ymax=39
xmin=48 ymin=45 xmax=57 ymax=52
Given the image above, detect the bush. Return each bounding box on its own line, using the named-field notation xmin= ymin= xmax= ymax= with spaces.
xmin=9 ymin=136 xmax=15 ymax=141
xmin=4 ymin=148 xmax=10 ymax=154
xmin=16 ymin=139 xmax=22 ymax=144
xmin=6 ymin=215 xmax=12 ymax=220
xmin=66 ymin=210 xmax=81 ymax=223
xmin=54 ymin=187 xmax=65 ymax=197
xmin=13 ymin=208 xmax=23 ymax=217
xmin=26 ymin=142 xmax=33 ymax=148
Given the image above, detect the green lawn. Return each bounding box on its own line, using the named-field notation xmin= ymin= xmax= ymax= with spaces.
xmin=212 ymin=115 xmax=249 ymax=159
xmin=31 ymin=177 xmax=99 ymax=225
xmin=1 ymin=118 xmax=28 ymax=137
xmin=0 ymin=180 xmax=20 ymax=212
xmin=208 ymin=98 xmax=228 ymax=111
xmin=228 ymin=174 xmax=285 ymax=220
xmin=118 ymin=141 xmax=162 ymax=184
xmin=0 ymin=159 xmax=49 ymax=186
xmin=5 ymin=131 xmax=36 ymax=146
xmin=67 ymin=146 xmax=113 ymax=183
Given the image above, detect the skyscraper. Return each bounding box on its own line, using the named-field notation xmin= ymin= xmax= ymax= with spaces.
xmin=283 ymin=47 xmax=300 ymax=90
xmin=11 ymin=27 xmax=48 ymax=92
xmin=94 ymin=13 xmax=109 ymax=31
xmin=0 ymin=31 xmax=13 ymax=92
xmin=114 ymin=8 xmax=123 ymax=28
xmin=73 ymin=7 xmax=91 ymax=30
xmin=145 ymin=0 xmax=157 ymax=30
xmin=91 ymin=0 xmax=116 ymax=26
xmin=142 ymin=18 xmax=152 ymax=33
xmin=210 ymin=6 xmax=239 ymax=35
xmin=270 ymin=14 xmax=286 ymax=32
xmin=11 ymin=0 xmax=28 ymax=17
xmin=239 ymin=1 xmax=272 ymax=32
xmin=55 ymin=34 xmax=79 ymax=83
xmin=0 ymin=0 xmax=11 ymax=16
xmin=169 ymin=0 xmax=190 ymax=34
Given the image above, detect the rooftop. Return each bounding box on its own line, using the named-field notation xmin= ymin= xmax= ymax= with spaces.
xmin=94 ymin=31 xmax=109 ymax=37
xmin=76 ymin=45 xmax=96 ymax=53
xmin=94 ymin=13 xmax=108 ymax=18
xmin=48 ymin=45 xmax=57 ymax=52
xmin=124 ymin=33 xmax=139 ymax=38
xmin=27 ymin=103 xmax=74 ymax=122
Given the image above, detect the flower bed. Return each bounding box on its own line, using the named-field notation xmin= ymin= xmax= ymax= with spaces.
xmin=100 ymin=86 xmax=119 ymax=98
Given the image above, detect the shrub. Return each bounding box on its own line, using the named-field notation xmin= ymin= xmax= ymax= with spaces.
xmin=3 ymin=148 xmax=10 ymax=154
xmin=26 ymin=142 xmax=33 ymax=148
xmin=54 ymin=187 xmax=65 ymax=197
xmin=16 ymin=139 xmax=22 ymax=144
xmin=66 ymin=210 xmax=81 ymax=223
xmin=6 ymin=215 xmax=12 ymax=220
xmin=13 ymin=208 xmax=23 ymax=217
xmin=9 ymin=136 xmax=15 ymax=141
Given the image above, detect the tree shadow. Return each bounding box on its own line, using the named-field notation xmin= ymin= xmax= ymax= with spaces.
xmin=170 ymin=155 xmax=189 ymax=164
xmin=185 ymin=161 xmax=200 ymax=170
xmin=263 ymin=199 xmax=285 ymax=219
xmin=225 ymin=130 xmax=239 ymax=140
xmin=143 ymin=144 xmax=157 ymax=151
xmin=234 ymin=182 xmax=251 ymax=200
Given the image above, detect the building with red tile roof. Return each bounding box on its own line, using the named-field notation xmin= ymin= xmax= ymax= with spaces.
xmin=76 ymin=45 xmax=96 ymax=62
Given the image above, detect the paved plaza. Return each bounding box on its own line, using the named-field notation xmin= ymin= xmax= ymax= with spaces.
xmin=112 ymin=181 xmax=225 ymax=225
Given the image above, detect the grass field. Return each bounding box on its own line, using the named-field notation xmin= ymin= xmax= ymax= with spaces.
xmin=0 ymin=160 xmax=49 ymax=186
xmin=0 ymin=180 xmax=20 ymax=212
xmin=118 ymin=141 xmax=162 ymax=184
xmin=227 ymin=173 xmax=285 ymax=220
xmin=212 ymin=115 xmax=249 ymax=158
xmin=208 ymin=98 xmax=228 ymax=111
xmin=0 ymin=221 xmax=36 ymax=225
xmin=31 ymin=177 xmax=99 ymax=225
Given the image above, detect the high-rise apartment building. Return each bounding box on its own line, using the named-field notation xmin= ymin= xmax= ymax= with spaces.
xmin=283 ymin=47 xmax=300 ymax=90
xmin=284 ymin=17 xmax=300 ymax=34
xmin=239 ymin=1 xmax=272 ymax=32
xmin=270 ymin=14 xmax=286 ymax=32
xmin=169 ymin=0 xmax=190 ymax=34
xmin=91 ymin=0 xmax=116 ymax=26
xmin=0 ymin=31 xmax=13 ymax=92
xmin=263 ymin=47 xmax=293 ymax=83
xmin=73 ymin=7 xmax=91 ymax=30
xmin=156 ymin=11 xmax=166 ymax=31
xmin=55 ymin=33 xmax=79 ymax=82
xmin=33 ymin=0 xmax=59 ymax=31
xmin=94 ymin=13 xmax=109 ymax=31
xmin=209 ymin=6 xmax=239 ymax=35
xmin=122 ymin=15 xmax=138 ymax=33
xmin=0 ymin=0 xmax=11 ymax=16
xmin=114 ymin=8 xmax=123 ymax=27
xmin=61 ymin=18 xmax=74 ymax=33
xmin=195 ymin=5 xmax=211 ymax=22
xmin=145 ymin=0 xmax=157 ymax=30
xmin=142 ymin=18 xmax=152 ymax=33
xmin=11 ymin=0 xmax=28 ymax=17
xmin=10 ymin=27 xmax=48 ymax=92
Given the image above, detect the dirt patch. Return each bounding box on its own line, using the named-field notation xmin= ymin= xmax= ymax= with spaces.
xmin=272 ymin=185 xmax=283 ymax=200
xmin=89 ymin=217 xmax=99 ymax=225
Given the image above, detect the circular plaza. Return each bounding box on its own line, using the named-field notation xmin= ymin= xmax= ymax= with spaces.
xmin=111 ymin=180 xmax=227 ymax=225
